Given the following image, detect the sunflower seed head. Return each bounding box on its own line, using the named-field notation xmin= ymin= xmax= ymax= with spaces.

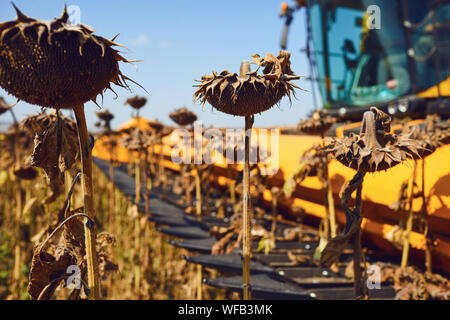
xmin=193 ymin=50 xmax=301 ymax=117
xmin=124 ymin=96 xmax=147 ymax=110
xmin=0 ymin=4 xmax=139 ymax=109
xmin=325 ymin=107 xmax=427 ymax=173
xmin=298 ymin=109 xmax=335 ymax=136
xmin=169 ymin=107 xmax=197 ymax=126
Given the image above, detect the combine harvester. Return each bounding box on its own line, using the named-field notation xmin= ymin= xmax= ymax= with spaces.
xmin=277 ymin=0 xmax=450 ymax=273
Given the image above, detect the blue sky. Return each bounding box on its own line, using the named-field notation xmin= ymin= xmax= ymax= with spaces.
xmin=0 ymin=0 xmax=318 ymax=130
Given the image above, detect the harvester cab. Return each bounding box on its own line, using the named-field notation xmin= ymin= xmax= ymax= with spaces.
xmin=280 ymin=0 xmax=450 ymax=121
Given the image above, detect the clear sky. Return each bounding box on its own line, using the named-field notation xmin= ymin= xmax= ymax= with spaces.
xmin=0 ymin=0 xmax=319 ymax=130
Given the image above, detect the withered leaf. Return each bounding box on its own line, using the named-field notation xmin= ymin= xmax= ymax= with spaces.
xmin=30 ymin=116 xmax=79 ymax=203
xmin=64 ymin=207 xmax=85 ymax=247
xmin=27 ymin=246 xmax=76 ymax=300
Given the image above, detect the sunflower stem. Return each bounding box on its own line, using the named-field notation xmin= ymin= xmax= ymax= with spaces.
xmin=194 ymin=167 xmax=202 ymax=220
xmin=73 ymin=104 xmax=101 ymax=300
xmin=143 ymin=149 xmax=150 ymax=216
xmin=320 ymin=132 xmax=336 ymax=239
xmin=108 ymin=143 xmax=115 ymax=226
xmin=326 ymin=171 xmax=337 ymax=238
xmin=401 ymin=160 xmax=418 ymax=269
xmin=421 ymin=159 xmax=432 ymax=272
xmin=196 ymin=264 xmax=203 ymax=300
xmin=135 ymin=155 xmax=141 ymax=204
xmin=242 ymin=115 xmax=253 ymax=300
xmin=351 ymin=173 xmax=365 ymax=299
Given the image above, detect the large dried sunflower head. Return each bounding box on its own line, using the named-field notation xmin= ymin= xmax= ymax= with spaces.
xmin=0 ymin=4 xmax=137 ymax=109
xmin=124 ymin=96 xmax=147 ymax=110
xmin=169 ymin=107 xmax=197 ymax=126
xmin=193 ymin=50 xmax=301 ymax=117
xmin=325 ymin=107 xmax=426 ymax=173
xmin=297 ymin=109 xmax=335 ymax=136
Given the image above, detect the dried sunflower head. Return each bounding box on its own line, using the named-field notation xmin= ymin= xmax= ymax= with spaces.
xmin=424 ymin=114 xmax=450 ymax=147
xmin=121 ymin=127 xmax=154 ymax=151
xmin=96 ymin=109 xmax=114 ymax=122
xmin=0 ymin=4 xmax=137 ymax=109
xmin=124 ymin=96 xmax=147 ymax=110
xmin=297 ymin=109 xmax=335 ymax=136
xmin=20 ymin=112 xmax=77 ymax=135
xmin=169 ymin=107 xmax=197 ymax=126
xmin=194 ymin=50 xmax=301 ymax=117
xmin=147 ymin=119 xmax=164 ymax=132
xmin=96 ymin=109 xmax=114 ymax=132
xmin=398 ymin=114 xmax=450 ymax=159
xmin=325 ymin=107 xmax=426 ymax=173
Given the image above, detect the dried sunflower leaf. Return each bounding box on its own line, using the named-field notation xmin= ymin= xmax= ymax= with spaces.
xmin=30 ymin=116 xmax=78 ymax=203
xmin=27 ymin=247 xmax=75 ymax=300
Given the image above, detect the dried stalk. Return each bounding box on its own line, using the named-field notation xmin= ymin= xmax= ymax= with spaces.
xmin=325 ymin=168 xmax=337 ymax=238
xmin=12 ymin=178 xmax=22 ymax=295
xmin=401 ymin=161 xmax=418 ymax=268
xmin=421 ymin=159 xmax=432 ymax=272
xmin=73 ymin=104 xmax=101 ymax=299
xmin=135 ymin=156 xmax=141 ymax=204
xmin=341 ymin=171 xmax=366 ymax=299
xmin=194 ymin=167 xmax=202 ymax=219
xmin=108 ymin=140 xmax=115 ymax=224
xmin=196 ymin=264 xmax=203 ymax=300
xmin=242 ymin=114 xmax=254 ymax=300
xmin=143 ymin=149 xmax=150 ymax=216
xmin=9 ymin=107 xmax=23 ymax=296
